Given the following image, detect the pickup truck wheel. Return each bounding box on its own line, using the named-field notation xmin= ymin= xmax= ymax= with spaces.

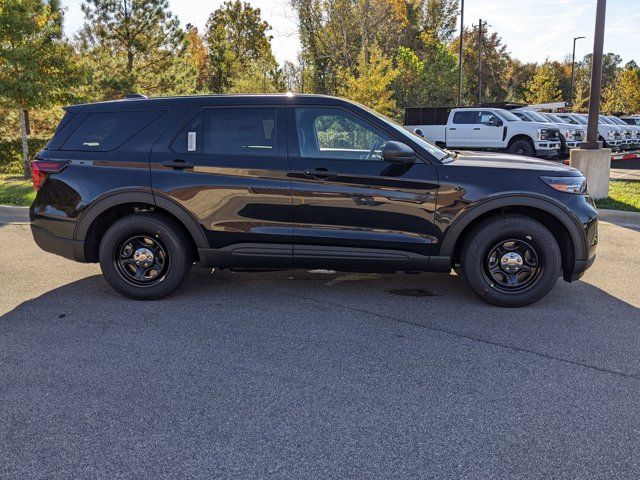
xmin=460 ymin=215 xmax=561 ymax=307
xmin=508 ymin=139 xmax=535 ymax=156
xmin=99 ymin=213 xmax=192 ymax=300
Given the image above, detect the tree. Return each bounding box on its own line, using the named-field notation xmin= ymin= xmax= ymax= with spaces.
xmin=337 ymin=44 xmax=398 ymax=116
xmin=205 ymin=1 xmax=275 ymax=93
xmin=603 ymin=65 xmax=640 ymax=114
xmin=524 ymin=62 xmax=563 ymax=104
xmin=184 ymin=25 xmax=208 ymax=92
xmin=0 ymin=0 xmax=85 ymax=176
xmin=423 ymin=0 xmax=459 ymax=43
xmin=78 ymin=0 xmax=195 ymax=99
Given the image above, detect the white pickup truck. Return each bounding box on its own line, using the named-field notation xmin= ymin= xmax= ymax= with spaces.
xmin=406 ymin=107 xmax=561 ymax=158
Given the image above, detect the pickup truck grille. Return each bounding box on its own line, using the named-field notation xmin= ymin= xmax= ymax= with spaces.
xmin=548 ymin=129 xmax=560 ymax=140
xmin=570 ymin=131 xmax=584 ymax=141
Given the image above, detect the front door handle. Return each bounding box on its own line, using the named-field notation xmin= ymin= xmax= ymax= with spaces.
xmin=304 ymin=167 xmax=337 ymax=179
xmin=473 ymin=127 xmax=481 ymax=130
xmin=162 ymin=159 xmax=194 ymax=170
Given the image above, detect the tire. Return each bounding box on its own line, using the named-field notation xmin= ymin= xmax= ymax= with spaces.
xmin=460 ymin=215 xmax=561 ymax=307
xmin=508 ymin=138 xmax=535 ymax=156
xmin=99 ymin=213 xmax=192 ymax=300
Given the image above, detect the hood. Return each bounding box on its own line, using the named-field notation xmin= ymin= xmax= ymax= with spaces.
xmin=448 ymin=150 xmax=580 ymax=174
xmin=513 ymin=121 xmax=558 ymax=130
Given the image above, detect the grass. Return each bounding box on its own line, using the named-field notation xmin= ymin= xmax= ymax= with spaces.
xmin=595 ymin=180 xmax=640 ymax=212
xmin=0 ymin=174 xmax=36 ymax=207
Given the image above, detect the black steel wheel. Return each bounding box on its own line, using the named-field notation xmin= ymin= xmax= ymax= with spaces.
xmin=508 ymin=139 xmax=535 ymax=156
xmin=460 ymin=215 xmax=561 ymax=307
xmin=99 ymin=213 xmax=192 ymax=300
xmin=483 ymin=238 xmax=542 ymax=293
xmin=114 ymin=235 xmax=170 ymax=287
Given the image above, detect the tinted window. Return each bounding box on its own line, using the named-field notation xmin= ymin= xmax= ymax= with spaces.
xmin=202 ymin=108 xmax=279 ymax=156
xmin=479 ymin=111 xmax=501 ymax=125
xmin=62 ymin=111 xmax=163 ymax=151
xmin=295 ymin=108 xmax=390 ymax=160
xmin=452 ymin=111 xmax=479 ymax=124
xmin=172 ymin=114 xmax=202 ymax=153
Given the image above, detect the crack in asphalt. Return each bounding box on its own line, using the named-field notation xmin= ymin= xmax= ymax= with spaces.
xmin=287 ymin=292 xmax=640 ymax=381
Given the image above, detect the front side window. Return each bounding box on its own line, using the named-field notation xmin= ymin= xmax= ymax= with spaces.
xmin=202 ymin=108 xmax=279 ymax=156
xmin=295 ymin=108 xmax=390 ymax=160
xmin=479 ymin=111 xmax=501 ymax=125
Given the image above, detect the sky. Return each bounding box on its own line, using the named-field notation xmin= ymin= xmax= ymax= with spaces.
xmin=60 ymin=0 xmax=639 ymax=66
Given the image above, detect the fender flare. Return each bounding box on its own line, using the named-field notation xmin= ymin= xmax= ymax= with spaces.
xmin=73 ymin=189 xmax=209 ymax=249
xmin=438 ymin=194 xmax=587 ymax=260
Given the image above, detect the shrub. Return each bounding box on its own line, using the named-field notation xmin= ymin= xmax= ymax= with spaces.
xmin=0 ymin=138 xmax=49 ymax=175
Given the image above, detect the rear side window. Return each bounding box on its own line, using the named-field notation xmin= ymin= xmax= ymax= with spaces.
xmin=203 ymin=108 xmax=279 ymax=156
xmin=61 ymin=111 xmax=163 ymax=151
xmin=452 ymin=111 xmax=479 ymax=124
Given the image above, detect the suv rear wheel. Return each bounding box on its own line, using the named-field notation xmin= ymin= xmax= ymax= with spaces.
xmin=460 ymin=215 xmax=561 ymax=307
xmin=99 ymin=213 xmax=192 ymax=300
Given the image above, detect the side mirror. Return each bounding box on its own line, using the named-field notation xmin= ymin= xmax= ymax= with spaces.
xmin=489 ymin=117 xmax=503 ymax=127
xmin=413 ymin=128 xmax=425 ymax=138
xmin=382 ymin=141 xmax=415 ymax=165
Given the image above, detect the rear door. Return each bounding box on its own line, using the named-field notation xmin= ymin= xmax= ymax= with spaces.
xmin=150 ymin=105 xmax=293 ymax=268
xmin=288 ymin=105 xmax=439 ymax=271
xmin=447 ymin=111 xmax=478 ymax=147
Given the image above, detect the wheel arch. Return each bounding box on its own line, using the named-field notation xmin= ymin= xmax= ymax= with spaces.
xmin=440 ymin=195 xmax=587 ymax=278
xmin=507 ymin=134 xmax=535 ymax=149
xmin=74 ymin=190 xmax=208 ymax=262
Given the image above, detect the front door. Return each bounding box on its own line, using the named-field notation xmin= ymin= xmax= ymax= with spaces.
xmin=473 ymin=111 xmax=504 ymax=148
xmin=288 ymin=106 xmax=439 ymax=271
xmin=150 ymin=105 xmax=293 ymax=268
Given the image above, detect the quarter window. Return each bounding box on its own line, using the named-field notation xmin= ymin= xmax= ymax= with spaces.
xmin=61 ymin=111 xmax=164 ymax=151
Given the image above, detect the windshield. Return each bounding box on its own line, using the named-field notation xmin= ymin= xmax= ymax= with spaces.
xmin=513 ymin=112 xmax=529 ymax=121
xmin=599 ymin=115 xmax=614 ymax=124
xmin=361 ymin=105 xmax=450 ymax=161
xmin=523 ymin=111 xmax=549 ymax=123
xmin=545 ymin=113 xmax=566 ymax=124
xmin=573 ymin=115 xmax=588 ymax=125
xmin=609 ymin=117 xmax=626 ymax=125
xmin=495 ymin=109 xmax=521 ymax=122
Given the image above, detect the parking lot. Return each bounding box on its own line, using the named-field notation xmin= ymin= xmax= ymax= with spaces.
xmin=1 ymin=219 xmax=639 ymax=479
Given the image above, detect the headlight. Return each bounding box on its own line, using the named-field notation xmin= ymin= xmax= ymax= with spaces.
xmin=538 ymin=128 xmax=551 ymax=140
xmin=540 ymin=176 xmax=588 ymax=194
xmin=607 ymin=130 xmax=615 ymax=139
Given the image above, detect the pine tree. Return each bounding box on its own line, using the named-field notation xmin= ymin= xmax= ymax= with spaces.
xmin=78 ymin=0 xmax=196 ymax=99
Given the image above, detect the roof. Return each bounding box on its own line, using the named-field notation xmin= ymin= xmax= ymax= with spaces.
xmin=65 ymin=93 xmax=354 ymax=112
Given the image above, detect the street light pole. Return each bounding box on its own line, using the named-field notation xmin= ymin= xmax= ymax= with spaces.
xmin=477 ymin=19 xmax=483 ymax=105
xmin=457 ymin=0 xmax=464 ymax=107
xmin=583 ymin=0 xmax=607 ymax=149
xmin=569 ymin=36 xmax=585 ymax=109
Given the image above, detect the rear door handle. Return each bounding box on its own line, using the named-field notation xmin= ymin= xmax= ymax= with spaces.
xmin=473 ymin=127 xmax=481 ymax=130
xmin=449 ymin=128 xmax=457 ymax=131
xmin=304 ymin=167 xmax=337 ymax=179
xmin=162 ymin=159 xmax=194 ymax=170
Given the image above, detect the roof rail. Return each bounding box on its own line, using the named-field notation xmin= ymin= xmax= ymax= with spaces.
xmin=124 ymin=93 xmax=147 ymax=99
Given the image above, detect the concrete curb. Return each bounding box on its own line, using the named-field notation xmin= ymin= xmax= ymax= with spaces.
xmin=0 ymin=205 xmax=29 ymax=223
xmin=598 ymin=208 xmax=640 ymax=227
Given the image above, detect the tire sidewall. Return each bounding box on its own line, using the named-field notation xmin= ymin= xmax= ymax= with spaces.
xmin=462 ymin=216 xmax=561 ymax=307
xmin=509 ymin=139 xmax=534 ymax=156
xmin=99 ymin=214 xmax=191 ymax=300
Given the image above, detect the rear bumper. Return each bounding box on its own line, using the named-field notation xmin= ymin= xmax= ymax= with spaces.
xmin=30 ymin=224 xmax=85 ymax=262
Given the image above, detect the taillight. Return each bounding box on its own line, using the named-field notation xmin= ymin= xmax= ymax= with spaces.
xmin=31 ymin=159 xmax=68 ymax=191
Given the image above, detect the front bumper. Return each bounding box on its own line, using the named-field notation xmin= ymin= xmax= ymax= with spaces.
xmin=569 ymin=254 xmax=596 ymax=281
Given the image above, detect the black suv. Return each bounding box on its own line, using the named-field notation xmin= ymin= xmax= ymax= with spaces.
xmin=30 ymin=94 xmax=598 ymax=307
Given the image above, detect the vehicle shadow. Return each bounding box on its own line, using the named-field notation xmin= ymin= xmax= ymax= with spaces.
xmin=1 ymin=267 xmax=638 ymax=376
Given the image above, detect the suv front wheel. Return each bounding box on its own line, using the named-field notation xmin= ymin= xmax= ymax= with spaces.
xmin=99 ymin=213 xmax=192 ymax=300
xmin=460 ymin=215 xmax=561 ymax=307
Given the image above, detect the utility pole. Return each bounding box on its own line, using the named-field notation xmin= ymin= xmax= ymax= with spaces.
xmin=477 ymin=19 xmax=484 ymax=105
xmin=569 ymin=36 xmax=585 ymax=109
xmin=457 ymin=0 xmax=464 ymax=106
xmin=583 ymin=0 xmax=606 ymax=149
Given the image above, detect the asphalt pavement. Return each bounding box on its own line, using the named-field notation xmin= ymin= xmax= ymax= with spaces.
xmin=1 ymin=220 xmax=639 ymax=479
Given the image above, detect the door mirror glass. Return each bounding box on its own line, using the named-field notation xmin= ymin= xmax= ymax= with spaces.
xmin=381 ymin=141 xmax=415 ymax=164
xmin=488 ymin=116 xmax=502 ymax=127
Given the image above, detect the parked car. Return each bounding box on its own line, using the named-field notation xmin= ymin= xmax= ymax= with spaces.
xmin=29 ymin=94 xmax=598 ymax=307
xmin=555 ymin=113 xmax=622 ymax=151
xmin=606 ymin=115 xmax=640 ymax=149
xmin=621 ymin=115 xmax=640 ymax=127
xmin=512 ymin=110 xmax=585 ymax=154
xmin=599 ymin=115 xmax=634 ymax=150
xmin=405 ymin=107 xmax=561 ymax=158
